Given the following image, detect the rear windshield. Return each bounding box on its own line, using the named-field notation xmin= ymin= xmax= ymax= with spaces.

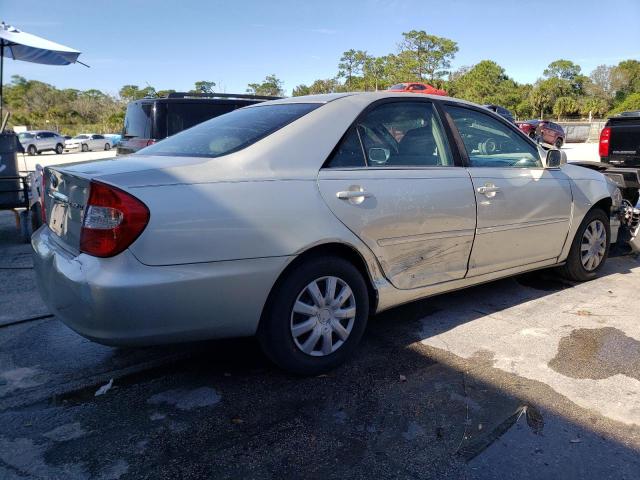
xmin=389 ymin=84 xmax=407 ymax=90
xmin=73 ymin=135 xmax=89 ymax=139
xmin=123 ymin=102 xmax=152 ymax=139
xmin=138 ymin=103 xmax=320 ymax=158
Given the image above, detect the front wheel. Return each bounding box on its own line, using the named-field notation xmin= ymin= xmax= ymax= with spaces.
xmin=81 ymin=144 xmax=89 ymax=152
xmin=104 ymin=143 xmax=111 ymax=151
xmin=558 ymin=209 xmax=610 ymax=281
xmin=55 ymin=143 xmax=64 ymax=154
xmin=258 ymin=256 xmax=369 ymax=375
xmin=27 ymin=145 xmax=37 ymax=156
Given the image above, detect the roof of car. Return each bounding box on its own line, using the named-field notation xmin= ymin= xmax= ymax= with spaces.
xmin=257 ymin=91 xmax=470 ymax=107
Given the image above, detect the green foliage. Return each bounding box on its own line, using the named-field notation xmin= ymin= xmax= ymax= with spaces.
xmin=448 ymin=60 xmax=523 ymax=110
xmin=553 ymin=96 xmax=578 ymax=120
xmin=192 ymin=81 xmax=216 ymax=94
xmin=246 ymin=74 xmax=285 ymax=97
xmin=118 ymin=84 xmax=156 ymax=102
xmin=578 ymin=97 xmax=609 ymax=117
xmin=398 ymin=30 xmax=458 ymax=82
xmin=544 ymin=59 xmax=581 ymax=81
xmin=292 ymin=78 xmax=340 ymax=97
xmin=610 ymin=93 xmax=640 ymax=115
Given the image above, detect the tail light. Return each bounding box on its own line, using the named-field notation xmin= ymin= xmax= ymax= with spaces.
xmin=146 ymin=139 xmax=156 ymax=146
xmin=599 ymin=127 xmax=611 ymax=158
xmin=80 ymin=181 xmax=150 ymax=258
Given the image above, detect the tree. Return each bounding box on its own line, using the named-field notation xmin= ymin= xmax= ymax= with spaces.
xmin=119 ymin=84 xmax=156 ymax=102
xmin=553 ymin=96 xmax=578 ymax=120
xmin=364 ymin=56 xmax=389 ymax=91
xmin=192 ymin=81 xmax=216 ymax=94
xmin=588 ymin=65 xmax=615 ymax=99
xmin=246 ymin=74 xmax=285 ymax=97
xmin=398 ymin=30 xmax=458 ymax=83
xmin=544 ymin=59 xmax=581 ymax=81
xmin=610 ymin=93 xmax=640 ymax=115
xmin=337 ymin=49 xmax=368 ymax=90
xmin=292 ymin=84 xmax=311 ymax=97
xmin=578 ymin=97 xmax=609 ymax=118
xmin=156 ymin=89 xmax=176 ymax=98
xmin=611 ymin=59 xmax=640 ymax=104
xmin=448 ymin=60 xmax=523 ymax=109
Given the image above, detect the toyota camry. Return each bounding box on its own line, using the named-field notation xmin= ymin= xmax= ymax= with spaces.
xmin=33 ymin=92 xmax=621 ymax=374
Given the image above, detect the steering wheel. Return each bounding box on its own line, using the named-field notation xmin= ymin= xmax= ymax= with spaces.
xmin=478 ymin=138 xmax=498 ymax=155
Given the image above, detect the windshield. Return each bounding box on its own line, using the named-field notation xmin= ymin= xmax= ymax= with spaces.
xmin=18 ymin=132 xmax=34 ymax=140
xmin=388 ymin=84 xmax=407 ymax=90
xmin=73 ymin=135 xmax=89 ymax=139
xmin=139 ymin=103 xmax=320 ymax=158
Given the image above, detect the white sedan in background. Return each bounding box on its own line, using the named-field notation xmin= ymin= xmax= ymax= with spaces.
xmin=64 ymin=134 xmax=112 ymax=152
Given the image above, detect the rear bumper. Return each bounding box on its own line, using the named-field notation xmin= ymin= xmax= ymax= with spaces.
xmin=32 ymin=226 xmax=291 ymax=346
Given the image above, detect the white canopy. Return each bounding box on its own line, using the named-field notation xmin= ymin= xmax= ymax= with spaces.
xmin=0 ymin=22 xmax=81 ymax=65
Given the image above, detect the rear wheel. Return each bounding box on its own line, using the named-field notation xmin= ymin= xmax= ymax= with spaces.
xmin=555 ymin=137 xmax=563 ymax=148
xmin=559 ymin=209 xmax=610 ymax=281
xmin=258 ymin=256 xmax=369 ymax=375
xmin=55 ymin=143 xmax=63 ymax=154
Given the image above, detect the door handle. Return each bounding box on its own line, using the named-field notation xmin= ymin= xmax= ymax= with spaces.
xmin=476 ymin=183 xmax=500 ymax=198
xmin=336 ymin=186 xmax=371 ymax=204
xmin=336 ymin=190 xmax=371 ymax=199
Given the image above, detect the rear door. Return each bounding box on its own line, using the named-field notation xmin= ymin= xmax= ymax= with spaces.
xmin=442 ymin=104 xmax=572 ymax=276
xmin=318 ymin=99 xmax=477 ymax=289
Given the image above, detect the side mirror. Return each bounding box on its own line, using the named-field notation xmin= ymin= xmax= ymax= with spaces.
xmin=546 ymin=149 xmax=566 ymax=168
xmin=369 ymin=148 xmax=389 ymax=165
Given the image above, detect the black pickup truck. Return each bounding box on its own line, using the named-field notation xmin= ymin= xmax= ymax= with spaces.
xmin=573 ymin=111 xmax=640 ymax=204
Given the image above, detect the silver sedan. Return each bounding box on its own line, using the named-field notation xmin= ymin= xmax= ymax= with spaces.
xmin=32 ymin=92 xmax=620 ymax=374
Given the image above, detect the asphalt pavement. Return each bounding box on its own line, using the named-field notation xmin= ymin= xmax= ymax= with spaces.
xmin=1 ymin=198 xmax=640 ymax=479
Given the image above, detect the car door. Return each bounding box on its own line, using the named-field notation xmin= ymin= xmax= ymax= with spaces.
xmin=90 ymin=135 xmax=101 ymax=150
xmin=443 ymin=104 xmax=572 ymax=277
xmin=318 ymin=100 xmax=477 ymax=290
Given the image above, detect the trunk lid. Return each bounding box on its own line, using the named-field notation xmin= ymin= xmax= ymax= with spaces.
xmin=43 ymin=167 xmax=92 ymax=254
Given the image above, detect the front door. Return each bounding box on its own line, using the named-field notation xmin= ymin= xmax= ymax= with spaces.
xmin=443 ymin=104 xmax=572 ymax=276
xmin=318 ymin=100 xmax=477 ymax=290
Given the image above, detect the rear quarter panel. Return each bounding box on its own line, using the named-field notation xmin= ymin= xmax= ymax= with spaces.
xmin=126 ymin=179 xmax=376 ymax=266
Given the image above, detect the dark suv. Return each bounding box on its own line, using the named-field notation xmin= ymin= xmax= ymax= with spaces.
xmin=117 ymin=92 xmax=280 ymax=155
xmin=516 ymin=120 xmax=565 ymax=147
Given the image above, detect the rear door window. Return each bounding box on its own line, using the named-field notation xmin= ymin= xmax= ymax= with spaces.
xmin=123 ymin=102 xmax=153 ymax=139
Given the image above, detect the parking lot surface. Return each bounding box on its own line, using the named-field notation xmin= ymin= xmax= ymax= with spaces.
xmin=1 ymin=206 xmax=639 ymax=479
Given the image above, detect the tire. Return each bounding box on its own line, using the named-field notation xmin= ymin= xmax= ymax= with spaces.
xmin=555 ymin=138 xmax=563 ymax=148
xmin=81 ymin=143 xmax=89 ymax=152
xmin=558 ymin=208 xmax=610 ymax=282
xmin=55 ymin=143 xmax=64 ymax=154
xmin=27 ymin=145 xmax=37 ymax=156
xmin=258 ymin=256 xmax=370 ymax=375
xmin=104 ymin=143 xmax=111 ymax=151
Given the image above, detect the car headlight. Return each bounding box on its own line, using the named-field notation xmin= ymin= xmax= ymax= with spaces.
xmin=612 ymin=187 xmax=623 ymax=208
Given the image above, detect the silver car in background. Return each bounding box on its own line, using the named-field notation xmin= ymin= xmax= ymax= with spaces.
xmin=32 ymin=92 xmax=621 ymax=374
xmin=64 ymin=133 xmax=112 ymax=152
xmin=18 ymin=130 xmax=66 ymax=155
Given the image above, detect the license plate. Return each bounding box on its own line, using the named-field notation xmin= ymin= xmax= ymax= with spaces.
xmin=49 ymin=201 xmax=69 ymax=237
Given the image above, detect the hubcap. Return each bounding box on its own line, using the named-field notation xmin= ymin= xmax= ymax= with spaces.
xmin=290 ymin=276 xmax=356 ymax=357
xmin=581 ymin=219 xmax=607 ymax=271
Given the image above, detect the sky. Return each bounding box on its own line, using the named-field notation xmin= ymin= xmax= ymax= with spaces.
xmin=2 ymin=0 xmax=640 ymax=96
